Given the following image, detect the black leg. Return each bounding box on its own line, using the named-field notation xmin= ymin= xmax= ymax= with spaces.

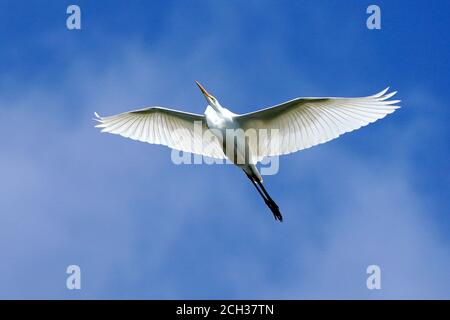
xmin=245 ymin=173 xmax=283 ymax=222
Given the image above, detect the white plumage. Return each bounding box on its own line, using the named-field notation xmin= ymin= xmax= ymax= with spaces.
xmin=95 ymin=82 xmax=400 ymax=222
xmin=94 ymin=107 xmax=226 ymax=160
xmin=236 ymin=87 xmax=399 ymax=162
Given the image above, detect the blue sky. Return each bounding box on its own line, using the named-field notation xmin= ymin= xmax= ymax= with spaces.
xmin=0 ymin=0 xmax=449 ymax=299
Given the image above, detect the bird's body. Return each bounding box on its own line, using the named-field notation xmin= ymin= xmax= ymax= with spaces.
xmin=203 ymin=103 xmax=263 ymax=182
xmin=95 ymin=82 xmax=400 ymax=222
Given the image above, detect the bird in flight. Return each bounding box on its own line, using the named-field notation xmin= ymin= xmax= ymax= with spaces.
xmin=95 ymin=82 xmax=400 ymax=222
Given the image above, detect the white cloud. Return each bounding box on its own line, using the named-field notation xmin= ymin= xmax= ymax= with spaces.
xmin=0 ymin=1 xmax=448 ymax=299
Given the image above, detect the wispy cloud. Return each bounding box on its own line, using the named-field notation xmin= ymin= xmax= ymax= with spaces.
xmin=0 ymin=1 xmax=448 ymax=299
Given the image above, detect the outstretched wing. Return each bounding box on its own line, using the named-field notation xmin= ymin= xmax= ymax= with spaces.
xmin=236 ymin=88 xmax=400 ymax=162
xmin=94 ymin=107 xmax=226 ymax=160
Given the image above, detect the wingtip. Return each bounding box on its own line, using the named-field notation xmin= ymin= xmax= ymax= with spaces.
xmin=372 ymin=87 xmax=401 ymax=102
xmin=371 ymin=87 xmax=389 ymax=99
xmin=380 ymin=90 xmax=398 ymax=101
xmin=381 ymin=87 xmax=390 ymax=95
xmin=93 ymin=112 xmax=103 ymax=123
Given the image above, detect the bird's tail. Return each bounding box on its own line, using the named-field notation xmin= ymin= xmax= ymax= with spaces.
xmin=245 ymin=173 xmax=283 ymax=222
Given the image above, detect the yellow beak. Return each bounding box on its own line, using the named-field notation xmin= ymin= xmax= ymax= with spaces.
xmin=196 ymin=81 xmax=211 ymax=98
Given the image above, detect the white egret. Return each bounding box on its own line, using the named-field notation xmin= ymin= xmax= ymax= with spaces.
xmin=95 ymin=82 xmax=400 ymax=222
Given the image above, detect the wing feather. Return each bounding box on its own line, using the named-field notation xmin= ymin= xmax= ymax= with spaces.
xmin=95 ymin=107 xmax=226 ymax=160
xmin=237 ymin=88 xmax=400 ymax=162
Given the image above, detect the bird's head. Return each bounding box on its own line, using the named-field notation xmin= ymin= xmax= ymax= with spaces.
xmin=196 ymin=81 xmax=221 ymax=111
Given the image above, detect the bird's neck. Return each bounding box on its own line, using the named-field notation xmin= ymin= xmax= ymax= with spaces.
xmin=209 ymin=104 xmax=236 ymax=118
xmin=205 ymin=105 xmax=236 ymax=124
xmin=209 ymin=103 xmax=223 ymax=114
